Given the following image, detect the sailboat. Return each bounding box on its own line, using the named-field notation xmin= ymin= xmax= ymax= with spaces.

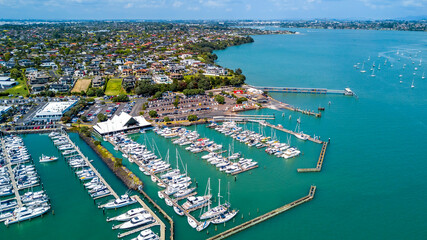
xmin=411 ymin=79 xmax=415 ymax=88
xmin=294 ymin=119 xmax=308 ymax=141
xmin=360 ymin=62 xmax=366 ymax=73
xmin=422 ymin=72 xmax=425 ymax=79
xmin=370 ymin=68 xmax=375 ymax=77
xmin=211 ymin=182 xmax=238 ymax=224
xmin=200 ymin=179 xmax=229 ymax=220
xmin=378 ymin=63 xmax=381 ymax=70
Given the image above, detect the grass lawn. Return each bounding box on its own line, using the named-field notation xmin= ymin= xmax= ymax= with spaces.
xmin=1 ymin=77 xmax=30 ymax=98
xmin=71 ymin=79 xmax=92 ymax=93
xmin=104 ymin=78 xmax=126 ymax=95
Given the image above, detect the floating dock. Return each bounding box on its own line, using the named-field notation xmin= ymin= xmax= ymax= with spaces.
xmin=207 ymin=186 xmax=316 ymax=240
xmin=0 ymin=138 xmax=23 ymax=209
xmin=298 ymin=142 xmax=328 ymax=172
xmin=256 ymin=121 xmax=323 ymax=144
xmin=61 ymin=131 xmax=119 ymax=199
xmin=117 ymin=195 xmax=165 ymax=240
xmin=108 ymin=139 xmax=175 ymax=239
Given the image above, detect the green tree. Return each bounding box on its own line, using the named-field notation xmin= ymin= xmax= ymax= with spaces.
xmin=10 ymin=68 xmax=21 ymax=79
xmin=187 ymin=115 xmax=198 ymax=122
xmin=97 ymin=113 xmax=108 ymax=122
xmin=80 ymin=115 xmax=88 ymax=122
xmin=149 ymin=110 xmax=158 ymax=118
xmin=173 ymin=96 xmax=179 ymax=108
xmin=164 ymin=116 xmax=171 ymax=122
xmin=214 ymin=95 xmax=225 ymax=104
xmin=114 ymin=158 xmax=123 ymax=169
xmin=236 ymin=97 xmax=248 ymax=104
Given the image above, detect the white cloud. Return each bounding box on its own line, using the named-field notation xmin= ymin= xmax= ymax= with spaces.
xmin=172 ymin=1 xmax=183 ymax=7
xmin=401 ymin=0 xmax=424 ymax=7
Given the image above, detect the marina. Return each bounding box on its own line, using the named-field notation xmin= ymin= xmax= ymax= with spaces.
xmin=0 ymin=135 xmax=51 ymax=224
xmin=207 ymin=186 xmax=316 ymax=240
xmin=49 ymin=130 xmax=119 ymax=200
xmin=106 ymin=132 xmax=240 ymax=233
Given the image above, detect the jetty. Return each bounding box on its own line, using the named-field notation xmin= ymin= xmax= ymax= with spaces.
xmin=250 ymin=86 xmax=354 ymax=96
xmin=298 ymin=142 xmax=328 ymax=172
xmin=256 ymin=121 xmax=323 ymax=144
xmin=207 ymin=186 xmax=316 ymax=240
xmin=0 ymin=138 xmax=23 ymax=208
xmin=117 ymin=195 xmax=165 ymax=240
xmin=213 ymin=114 xmax=275 ymax=122
xmin=60 ymin=131 xmax=119 ymax=199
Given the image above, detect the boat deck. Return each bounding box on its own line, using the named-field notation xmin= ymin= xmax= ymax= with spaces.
xmin=207 ymin=186 xmax=316 ymax=240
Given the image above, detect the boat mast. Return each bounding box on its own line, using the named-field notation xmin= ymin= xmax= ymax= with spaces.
xmin=227 ymin=181 xmax=230 ymax=203
xmin=218 ymin=179 xmax=221 ymax=207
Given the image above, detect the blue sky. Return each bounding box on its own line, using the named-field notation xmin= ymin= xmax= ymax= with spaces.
xmin=0 ymin=0 xmax=426 ymax=20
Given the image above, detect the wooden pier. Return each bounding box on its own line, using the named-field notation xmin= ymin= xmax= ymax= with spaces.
xmin=117 ymin=195 xmax=165 ymax=240
xmin=297 ymin=142 xmax=328 ymax=172
xmin=61 ymin=131 xmax=119 ymax=199
xmin=0 ymin=138 xmax=23 ymax=208
xmin=207 ymin=186 xmax=317 ymax=240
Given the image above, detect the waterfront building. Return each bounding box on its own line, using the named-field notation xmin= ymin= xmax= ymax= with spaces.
xmin=93 ymin=112 xmax=151 ymax=135
xmin=33 ymin=100 xmax=77 ymax=122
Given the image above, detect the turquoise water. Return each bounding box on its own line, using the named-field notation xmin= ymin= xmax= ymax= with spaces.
xmin=213 ymin=29 xmax=427 ymax=239
xmin=3 ymin=29 xmax=427 ymax=240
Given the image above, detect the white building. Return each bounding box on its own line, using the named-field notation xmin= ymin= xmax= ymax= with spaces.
xmin=93 ymin=112 xmax=151 ymax=135
xmin=152 ymin=74 xmax=172 ymax=84
xmin=33 ymin=101 xmax=77 ymax=122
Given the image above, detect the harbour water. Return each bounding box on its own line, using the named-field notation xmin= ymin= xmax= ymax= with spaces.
xmin=2 ymin=29 xmax=427 ymax=239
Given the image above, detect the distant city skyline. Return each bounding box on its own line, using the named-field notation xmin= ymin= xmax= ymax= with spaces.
xmin=0 ymin=0 xmax=426 ymax=20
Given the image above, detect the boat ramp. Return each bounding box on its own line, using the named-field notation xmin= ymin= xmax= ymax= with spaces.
xmin=207 ymin=186 xmax=317 ymax=240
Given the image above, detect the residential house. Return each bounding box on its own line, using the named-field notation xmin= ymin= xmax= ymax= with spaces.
xmin=49 ymin=83 xmax=69 ymax=92
xmin=29 ymin=73 xmax=50 ymax=85
xmin=92 ymin=76 xmax=105 ymax=88
xmin=122 ymin=76 xmax=137 ymax=89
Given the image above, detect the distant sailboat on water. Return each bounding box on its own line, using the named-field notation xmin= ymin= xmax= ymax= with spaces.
xmin=360 ymin=62 xmax=366 ymax=73
xmin=411 ymin=79 xmax=415 ymax=88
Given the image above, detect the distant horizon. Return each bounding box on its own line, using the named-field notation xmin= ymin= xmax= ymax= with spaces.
xmin=1 ymin=17 xmax=426 ymax=22
xmin=1 ymin=0 xmax=426 ymax=21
